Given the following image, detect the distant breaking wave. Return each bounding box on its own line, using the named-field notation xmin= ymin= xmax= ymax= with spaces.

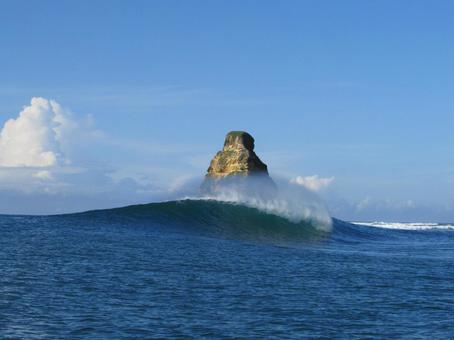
xmin=351 ymin=221 xmax=454 ymax=231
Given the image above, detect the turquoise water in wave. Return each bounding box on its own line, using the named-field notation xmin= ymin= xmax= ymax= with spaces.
xmin=1 ymin=200 xmax=454 ymax=338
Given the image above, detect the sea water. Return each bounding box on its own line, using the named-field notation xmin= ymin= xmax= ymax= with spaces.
xmin=1 ymin=200 xmax=454 ymax=338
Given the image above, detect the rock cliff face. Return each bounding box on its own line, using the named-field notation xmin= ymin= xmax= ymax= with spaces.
xmin=201 ymin=131 xmax=276 ymax=196
xmin=206 ymin=131 xmax=269 ymax=178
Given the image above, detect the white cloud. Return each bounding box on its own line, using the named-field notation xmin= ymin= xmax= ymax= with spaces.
xmin=291 ymin=175 xmax=334 ymax=192
xmin=0 ymin=97 xmax=104 ymax=193
xmin=0 ymin=97 xmax=69 ymax=167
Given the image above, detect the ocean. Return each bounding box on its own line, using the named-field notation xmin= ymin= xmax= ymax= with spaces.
xmin=1 ymin=199 xmax=454 ymax=338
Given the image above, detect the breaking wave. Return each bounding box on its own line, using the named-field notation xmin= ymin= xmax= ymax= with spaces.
xmin=72 ymin=199 xmax=330 ymax=244
xmin=351 ymin=221 xmax=454 ymax=230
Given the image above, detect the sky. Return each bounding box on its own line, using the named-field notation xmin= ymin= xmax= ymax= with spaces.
xmin=0 ymin=1 xmax=453 ymax=221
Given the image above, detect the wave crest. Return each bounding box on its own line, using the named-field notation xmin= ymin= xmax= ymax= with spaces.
xmin=190 ymin=176 xmax=332 ymax=231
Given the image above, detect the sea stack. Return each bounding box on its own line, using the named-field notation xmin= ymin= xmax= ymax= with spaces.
xmin=201 ymin=131 xmax=276 ymax=196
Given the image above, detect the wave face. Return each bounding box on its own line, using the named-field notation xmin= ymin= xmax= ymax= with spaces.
xmin=71 ymin=199 xmax=331 ymax=244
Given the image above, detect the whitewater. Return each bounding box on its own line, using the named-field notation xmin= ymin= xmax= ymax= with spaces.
xmin=352 ymin=221 xmax=454 ymax=231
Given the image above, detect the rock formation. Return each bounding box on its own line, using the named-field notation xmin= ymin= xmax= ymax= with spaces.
xmin=201 ymin=131 xmax=276 ymax=196
xmin=206 ymin=131 xmax=269 ymax=177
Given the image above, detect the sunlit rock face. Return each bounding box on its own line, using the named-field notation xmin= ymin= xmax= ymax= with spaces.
xmin=207 ymin=131 xmax=269 ymax=177
xmin=201 ymin=131 xmax=276 ymax=197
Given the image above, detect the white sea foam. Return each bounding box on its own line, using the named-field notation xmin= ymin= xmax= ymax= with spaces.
xmin=351 ymin=221 xmax=454 ymax=230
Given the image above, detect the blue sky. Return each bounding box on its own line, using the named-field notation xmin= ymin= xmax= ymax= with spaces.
xmin=0 ymin=1 xmax=453 ymax=220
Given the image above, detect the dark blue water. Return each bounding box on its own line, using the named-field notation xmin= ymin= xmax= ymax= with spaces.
xmin=1 ymin=200 xmax=454 ymax=338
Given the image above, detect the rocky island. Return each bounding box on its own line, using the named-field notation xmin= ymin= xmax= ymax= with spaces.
xmin=201 ymin=131 xmax=276 ymax=197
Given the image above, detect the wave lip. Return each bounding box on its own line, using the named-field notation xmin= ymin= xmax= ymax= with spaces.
xmin=351 ymin=221 xmax=454 ymax=231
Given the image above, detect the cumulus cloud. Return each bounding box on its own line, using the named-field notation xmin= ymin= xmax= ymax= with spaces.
xmin=291 ymin=175 xmax=334 ymax=192
xmin=0 ymin=97 xmax=108 ymax=194
xmin=0 ymin=97 xmax=68 ymax=167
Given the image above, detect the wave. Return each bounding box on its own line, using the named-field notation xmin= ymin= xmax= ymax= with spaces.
xmin=60 ymin=197 xmax=454 ymax=246
xmin=351 ymin=221 xmax=454 ymax=231
xmin=68 ymin=199 xmax=331 ymax=244
xmin=50 ymin=166 xmax=453 ymax=246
